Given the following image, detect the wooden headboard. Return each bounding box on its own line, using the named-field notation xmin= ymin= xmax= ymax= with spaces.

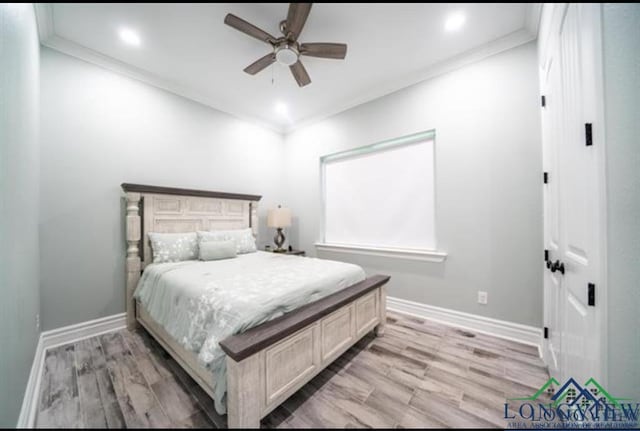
xmin=121 ymin=183 xmax=261 ymax=328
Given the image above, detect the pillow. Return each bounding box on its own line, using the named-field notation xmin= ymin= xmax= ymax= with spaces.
xmin=148 ymin=232 xmax=198 ymax=263
xmin=197 ymin=228 xmax=257 ymax=254
xmin=199 ymin=239 xmax=237 ymax=261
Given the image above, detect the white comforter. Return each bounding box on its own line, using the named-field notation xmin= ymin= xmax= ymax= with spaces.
xmin=134 ymin=251 xmax=365 ymax=414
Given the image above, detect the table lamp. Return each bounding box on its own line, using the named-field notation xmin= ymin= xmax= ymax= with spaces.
xmin=267 ymin=205 xmax=292 ymax=252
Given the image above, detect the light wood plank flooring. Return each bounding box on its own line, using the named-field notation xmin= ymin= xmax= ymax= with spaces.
xmin=36 ymin=311 xmax=549 ymax=428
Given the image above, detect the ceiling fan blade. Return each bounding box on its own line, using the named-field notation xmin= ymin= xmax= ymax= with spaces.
xmin=290 ymin=60 xmax=311 ymax=87
xmin=224 ymin=13 xmax=276 ymax=44
xmin=243 ymin=53 xmax=276 ymax=75
xmin=285 ymin=3 xmax=312 ymax=41
xmin=300 ymin=43 xmax=347 ymax=59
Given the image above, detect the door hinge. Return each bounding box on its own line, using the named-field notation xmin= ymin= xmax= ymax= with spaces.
xmin=543 ymin=172 xmax=549 ymax=184
xmin=585 ymin=123 xmax=593 ymax=146
xmin=588 ymin=283 xmax=596 ymax=306
xmin=544 ymin=327 xmax=549 ymax=339
xmin=544 ymin=249 xmax=549 ymax=262
xmin=541 ymin=95 xmax=546 ymax=107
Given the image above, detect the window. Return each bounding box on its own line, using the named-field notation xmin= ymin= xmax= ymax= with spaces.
xmin=318 ymin=130 xmax=446 ymax=261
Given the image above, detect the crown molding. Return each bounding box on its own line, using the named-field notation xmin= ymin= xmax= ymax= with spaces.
xmin=35 ymin=4 xmax=538 ymax=136
xmin=34 ymin=1 xmax=284 ymax=134
xmin=284 ymin=28 xmax=537 ymax=134
xmin=40 ymin=34 xmax=285 ymax=135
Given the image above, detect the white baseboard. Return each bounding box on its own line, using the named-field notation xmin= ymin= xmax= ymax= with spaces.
xmin=16 ymin=313 xmax=126 ymax=427
xmin=16 ymin=336 xmax=44 ymax=428
xmin=387 ymin=296 xmax=543 ymax=355
xmin=40 ymin=313 xmax=126 ymax=351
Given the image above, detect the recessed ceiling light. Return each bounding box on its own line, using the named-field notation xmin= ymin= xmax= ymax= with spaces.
xmin=444 ymin=12 xmax=466 ymax=32
xmin=119 ymin=28 xmax=141 ymax=47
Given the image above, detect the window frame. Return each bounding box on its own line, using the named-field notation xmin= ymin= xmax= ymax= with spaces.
xmin=317 ymin=129 xmax=447 ymax=262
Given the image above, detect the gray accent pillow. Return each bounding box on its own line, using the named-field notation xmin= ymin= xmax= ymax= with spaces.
xmin=197 ymin=228 xmax=257 ymax=254
xmin=148 ymin=232 xmax=198 ymax=263
xmin=199 ymin=240 xmax=237 ymax=261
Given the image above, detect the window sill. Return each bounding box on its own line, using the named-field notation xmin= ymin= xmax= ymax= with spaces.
xmin=314 ymin=243 xmax=447 ymax=262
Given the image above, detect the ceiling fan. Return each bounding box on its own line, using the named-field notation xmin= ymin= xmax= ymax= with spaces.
xmin=224 ymin=3 xmax=347 ymax=87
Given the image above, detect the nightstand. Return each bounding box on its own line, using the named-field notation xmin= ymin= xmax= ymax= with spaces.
xmin=278 ymin=249 xmax=306 ymax=256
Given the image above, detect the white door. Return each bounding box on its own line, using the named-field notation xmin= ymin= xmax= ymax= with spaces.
xmin=541 ymin=3 xmax=603 ymax=384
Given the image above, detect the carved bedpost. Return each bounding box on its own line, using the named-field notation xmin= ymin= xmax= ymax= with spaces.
xmin=125 ymin=192 xmax=142 ymax=330
xmin=375 ymin=285 xmax=387 ymax=336
xmin=250 ymin=201 xmax=258 ymax=238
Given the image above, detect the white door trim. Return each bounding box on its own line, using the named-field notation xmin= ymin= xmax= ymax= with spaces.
xmin=589 ymin=2 xmax=609 ymax=389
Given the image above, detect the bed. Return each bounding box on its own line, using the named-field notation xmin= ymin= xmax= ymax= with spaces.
xmin=121 ymin=183 xmax=389 ymax=428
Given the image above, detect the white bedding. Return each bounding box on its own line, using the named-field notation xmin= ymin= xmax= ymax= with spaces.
xmin=133 ymin=251 xmax=365 ymax=414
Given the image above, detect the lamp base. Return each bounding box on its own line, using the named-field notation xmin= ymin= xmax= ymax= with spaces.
xmin=273 ymin=228 xmax=286 ymax=252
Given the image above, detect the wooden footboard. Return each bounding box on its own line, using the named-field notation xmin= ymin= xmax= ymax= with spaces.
xmin=220 ymin=275 xmax=389 ymax=428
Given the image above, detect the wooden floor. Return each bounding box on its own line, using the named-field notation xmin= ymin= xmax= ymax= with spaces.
xmin=36 ymin=311 xmax=549 ymax=428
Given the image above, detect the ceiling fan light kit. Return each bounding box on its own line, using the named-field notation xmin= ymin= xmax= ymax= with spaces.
xmin=275 ymin=44 xmax=299 ymax=66
xmin=224 ymin=3 xmax=347 ymax=87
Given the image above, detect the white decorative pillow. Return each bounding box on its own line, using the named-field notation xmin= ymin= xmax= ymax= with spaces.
xmin=199 ymin=240 xmax=237 ymax=261
xmin=197 ymin=228 xmax=257 ymax=254
xmin=148 ymin=232 xmax=198 ymax=263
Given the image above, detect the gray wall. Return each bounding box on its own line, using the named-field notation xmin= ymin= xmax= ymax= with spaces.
xmin=39 ymin=48 xmax=287 ymax=330
xmin=38 ymin=38 xmax=543 ymax=333
xmin=0 ymin=4 xmax=41 ymax=426
xmin=602 ymin=3 xmax=640 ymax=402
xmin=284 ymin=42 xmax=543 ymax=327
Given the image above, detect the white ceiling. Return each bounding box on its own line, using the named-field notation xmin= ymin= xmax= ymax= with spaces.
xmin=37 ymin=3 xmax=538 ymax=132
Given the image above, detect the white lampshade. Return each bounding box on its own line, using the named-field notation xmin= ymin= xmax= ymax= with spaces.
xmin=267 ymin=206 xmax=292 ymax=228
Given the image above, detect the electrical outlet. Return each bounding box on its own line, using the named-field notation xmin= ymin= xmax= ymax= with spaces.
xmin=478 ymin=291 xmax=488 ymax=305
xmin=36 ymin=313 xmax=40 ymax=330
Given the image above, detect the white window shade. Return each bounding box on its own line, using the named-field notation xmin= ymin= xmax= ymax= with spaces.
xmin=321 ymin=131 xmax=437 ymax=253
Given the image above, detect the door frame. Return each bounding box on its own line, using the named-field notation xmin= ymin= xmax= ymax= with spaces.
xmin=589 ymin=3 xmax=609 ymax=389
